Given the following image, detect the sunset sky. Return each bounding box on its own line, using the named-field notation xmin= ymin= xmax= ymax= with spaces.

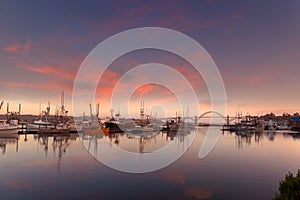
xmin=0 ymin=0 xmax=299 ymax=117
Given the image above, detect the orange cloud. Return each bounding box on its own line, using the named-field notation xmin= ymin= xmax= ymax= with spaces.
xmin=2 ymin=81 xmax=73 ymax=93
xmin=130 ymin=85 xmax=179 ymax=111
xmin=174 ymin=65 xmax=204 ymax=88
xmin=96 ymin=69 xmax=122 ymax=98
xmin=19 ymin=65 xmax=76 ymax=80
xmin=136 ymin=84 xmax=155 ymax=95
xmin=130 ymin=84 xmax=177 ymax=103
xmin=21 ymin=65 xmax=60 ymax=74
xmin=2 ymin=40 xmax=32 ymax=54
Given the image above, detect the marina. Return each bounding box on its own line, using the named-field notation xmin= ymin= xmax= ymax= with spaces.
xmin=2 ymin=106 xmax=299 ymax=137
xmin=1 ymin=100 xmax=300 ymax=199
xmin=1 ymin=1 xmax=300 ymax=199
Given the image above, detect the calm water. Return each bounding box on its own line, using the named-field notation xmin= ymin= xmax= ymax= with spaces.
xmin=1 ymin=127 xmax=300 ymax=200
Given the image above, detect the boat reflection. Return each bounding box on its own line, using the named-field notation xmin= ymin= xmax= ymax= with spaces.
xmin=0 ymin=133 xmax=19 ymax=154
xmin=35 ymin=133 xmax=78 ymax=173
xmin=231 ymin=129 xmax=300 ymax=148
xmin=79 ymin=127 xmax=193 ymax=154
xmin=1 ymin=125 xmax=300 ymax=199
xmin=1 ymin=128 xmax=299 ymax=160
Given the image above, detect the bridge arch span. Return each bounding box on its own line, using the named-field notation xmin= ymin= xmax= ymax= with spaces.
xmin=199 ymin=111 xmax=225 ymax=119
xmin=198 ymin=111 xmax=227 ymax=124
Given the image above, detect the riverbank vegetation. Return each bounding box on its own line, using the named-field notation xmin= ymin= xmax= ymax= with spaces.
xmin=274 ymin=169 xmax=300 ymax=200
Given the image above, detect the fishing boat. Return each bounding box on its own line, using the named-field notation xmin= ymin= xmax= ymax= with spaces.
xmin=27 ymin=101 xmax=52 ymax=132
xmin=264 ymin=120 xmax=276 ymax=131
xmin=69 ymin=122 xmax=82 ymax=133
xmin=38 ymin=123 xmax=70 ymax=134
xmin=126 ymin=124 xmax=155 ymax=134
xmin=0 ymin=119 xmax=19 ymax=134
xmin=0 ymin=101 xmax=19 ymax=134
xmin=81 ymin=121 xmax=107 ymax=135
xmin=161 ymin=119 xmax=179 ymax=132
xmin=276 ymin=121 xmax=289 ymax=130
xmin=105 ymin=120 xmax=125 ymax=133
xmin=27 ymin=119 xmax=53 ymax=132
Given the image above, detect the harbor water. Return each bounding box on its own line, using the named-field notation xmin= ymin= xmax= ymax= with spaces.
xmin=1 ymin=127 xmax=300 ymax=199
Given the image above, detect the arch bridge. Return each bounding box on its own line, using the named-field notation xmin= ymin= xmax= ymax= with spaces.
xmin=197 ymin=111 xmax=237 ymax=125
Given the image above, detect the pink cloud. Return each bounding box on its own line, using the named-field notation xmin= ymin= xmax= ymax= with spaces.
xmin=20 ymin=65 xmax=60 ymax=74
xmin=131 ymin=84 xmax=178 ymax=104
xmin=97 ymin=70 xmax=121 ymax=96
xmin=19 ymin=65 xmax=76 ymax=80
xmin=2 ymin=40 xmax=32 ymax=55
xmin=135 ymin=84 xmax=155 ymax=96
xmin=2 ymin=80 xmax=73 ymax=93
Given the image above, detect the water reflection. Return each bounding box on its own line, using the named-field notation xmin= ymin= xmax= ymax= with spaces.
xmin=0 ymin=129 xmax=299 ymax=157
xmin=79 ymin=129 xmax=193 ymax=154
xmin=34 ymin=134 xmax=78 ymax=173
xmin=1 ymin=128 xmax=300 ymax=199
xmin=79 ymin=128 xmax=196 ymax=173
xmin=227 ymin=129 xmax=300 ymax=149
xmin=79 ymin=131 xmax=191 ymax=154
xmin=0 ymin=133 xmax=18 ymax=154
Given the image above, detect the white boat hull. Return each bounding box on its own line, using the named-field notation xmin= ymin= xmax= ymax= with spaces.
xmin=27 ymin=123 xmax=53 ymax=132
xmin=0 ymin=127 xmax=19 ymax=134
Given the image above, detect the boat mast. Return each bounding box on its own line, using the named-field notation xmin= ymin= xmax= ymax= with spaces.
xmin=61 ymin=91 xmax=65 ymax=123
xmin=7 ymin=103 xmax=9 ymax=120
xmin=18 ymin=103 xmax=21 ymax=120
xmin=0 ymin=100 xmax=4 ymax=110
xmin=140 ymin=100 xmax=145 ymax=120
xmin=96 ymin=103 xmax=100 ymax=120
xmin=89 ymin=103 xmax=93 ymax=122
xmin=45 ymin=101 xmax=50 ymax=122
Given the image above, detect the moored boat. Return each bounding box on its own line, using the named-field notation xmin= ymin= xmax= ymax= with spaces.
xmin=0 ymin=120 xmax=19 ymax=134
xmin=105 ymin=120 xmax=125 ymax=133
xmin=38 ymin=123 xmax=70 ymax=134
xmin=290 ymin=117 xmax=300 ymax=131
xmin=27 ymin=119 xmax=53 ymax=132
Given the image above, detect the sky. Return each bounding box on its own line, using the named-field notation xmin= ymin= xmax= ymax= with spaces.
xmin=0 ymin=0 xmax=299 ymax=117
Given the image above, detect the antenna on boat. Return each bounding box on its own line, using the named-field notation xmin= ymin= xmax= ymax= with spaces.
xmin=6 ymin=103 xmax=9 ymax=120
xmin=89 ymin=103 xmax=93 ymax=121
xmin=110 ymin=109 xmax=114 ymax=119
xmin=96 ymin=103 xmax=100 ymax=119
xmin=61 ymin=91 xmax=65 ymax=116
xmin=186 ymin=106 xmax=189 ymax=119
xmin=115 ymin=106 xmax=120 ymax=118
xmin=46 ymin=101 xmax=50 ymax=115
xmin=140 ymin=99 xmax=145 ymax=119
xmin=19 ymin=103 xmax=21 ymax=120
xmin=0 ymin=100 xmax=4 ymax=110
